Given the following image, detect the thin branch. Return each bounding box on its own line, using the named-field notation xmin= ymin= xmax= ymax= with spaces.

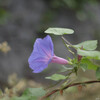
xmin=61 ymin=36 xmax=72 ymax=46
xmin=61 ymin=36 xmax=76 ymax=58
xmin=61 ymin=36 xmax=77 ymax=50
xmin=40 ymin=80 xmax=100 ymax=100
xmin=62 ymin=80 xmax=100 ymax=90
xmin=40 ymin=89 xmax=59 ymax=100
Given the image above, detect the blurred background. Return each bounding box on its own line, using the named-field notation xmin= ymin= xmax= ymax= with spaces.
xmin=0 ymin=0 xmax=100 ymax=99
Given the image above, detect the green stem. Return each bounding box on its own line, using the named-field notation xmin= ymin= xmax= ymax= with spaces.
xmin=61 ymin=36 xmax=76 ymax=58
xmin=61 ymin=36 xmax=77 ymax=50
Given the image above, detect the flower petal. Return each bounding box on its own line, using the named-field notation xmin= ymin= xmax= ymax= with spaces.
xmin=28 ymin=35 xmax=54 ymax=63
xmin=29 ymin=60 xmax=48 ymax=73
xmin=28 ymin=35 xmax=54 ymax=73
xmin=38 ymin=35 xmax=54 ymax=57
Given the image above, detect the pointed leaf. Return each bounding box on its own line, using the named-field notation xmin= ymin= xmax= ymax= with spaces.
xmin=23 ymin=88 xmax=46 ymax=97
xmin=12 ymin=88 xmax=46 ymax=100
xmin=77 ymin=49 xmax=100 ymax=60
xmin=74 ymin=40 xmax=97 ymax=50
xmin=60 ymin=65 xmax=73 ymax=72
xmin=45 ymin=28 xmax=74 ymax=35
xmin=45 ymin=74 xmax=67 ymax=81
xmin=80 ymin=63 xmax=88 ymax=71
xmin=80 ymin=58 xmax=98 ymax=70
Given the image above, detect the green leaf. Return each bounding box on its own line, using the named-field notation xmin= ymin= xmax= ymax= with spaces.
xmin=77 ymin=49 xmax=100 ymax=60
xmin=80 ymin=58 xmax=98 ymax=70
xmin=59 ymin=65 xmax=73 ymax=72
xmin=45 ymin=74 xmax=67 ymax=81
xmin=23 ymin=88 xmax=46 ymax=97
xmin=80 ymin=63 xmax=88 ymax=71
xmin=12 ymin=88 xmax=46 ymax=100
xmin=74 ymin=40 xmax=97 ymax=50
xmin=96 ymin=67 xmax=100 ymax=80
xmin=12 ymin=96 xmax=37 ymax=100
xmin=45 ymin=28 xmax=74 ymax=35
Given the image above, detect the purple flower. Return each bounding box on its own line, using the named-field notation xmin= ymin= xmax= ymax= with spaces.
xmin=28 ymin=35 xmax=69 ymax=73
